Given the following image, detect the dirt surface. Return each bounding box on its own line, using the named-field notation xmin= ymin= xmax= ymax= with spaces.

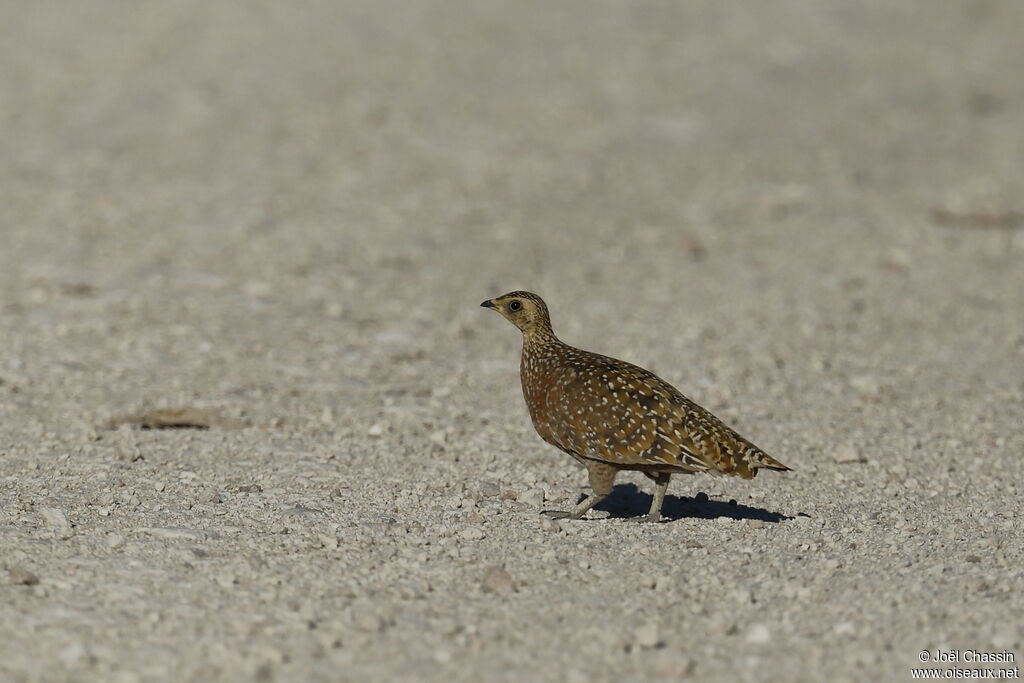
xmin=2 ymin=2 xmax=1023 ymax=682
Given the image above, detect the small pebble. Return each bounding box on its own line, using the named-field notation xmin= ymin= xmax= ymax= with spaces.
xmin=651 ymin=651 xmax=693 ymax=677
xmin=635 ymin=623 xmax=663 ymax=649
xmin=58 ymin=642 xmax=91 ymax=666
xmin=746 ymin=623 xmax=772 ymax=644
xmin=849 ymin=375 xmax=880 ymax=397
xmin=480 ymin=566 xmax=515 ymax=594
xmin=834 ymin=621 xmax=856 ymax=636
xmin=216 ymin=572 xmax=238 ymax=589
xmin=518 ymin=488 xmax=545 ymax=508
xmin=8 ymin=566 xmax=40 ymax=586
xmin=353 ymin=611 xmax=386 ymax=633
xmin=833 ymin=443 xmax=864 ymax=464
xmin=992 ymin=630 xmax=1016 ymax=650
xmin=196 ymin=489 xmax=223 ymax=504
xmin=39 ymin=507 xmax=74 ymax=540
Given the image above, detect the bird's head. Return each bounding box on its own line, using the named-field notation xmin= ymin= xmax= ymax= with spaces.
xmin=480 ymin=291 xmax=553 ymax=338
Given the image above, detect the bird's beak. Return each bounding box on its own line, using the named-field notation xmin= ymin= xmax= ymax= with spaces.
xmin=480 ymin=299 xmax=495 ymax=308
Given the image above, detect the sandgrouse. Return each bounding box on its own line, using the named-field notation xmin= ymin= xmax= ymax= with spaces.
xmin=481 ymin=291 xmax=790 ymax=522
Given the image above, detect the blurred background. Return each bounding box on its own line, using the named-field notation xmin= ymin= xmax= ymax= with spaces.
xmin=1 ymin=1 xmax=1022 ymax=681
xmin=2 ymin=1 xmax=1021 ymax=426
xmin=2 ymin=0 xmax=1021 ymax=450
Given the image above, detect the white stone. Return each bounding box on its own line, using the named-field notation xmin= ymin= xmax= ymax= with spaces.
xmin=746 ymin=623 xmax=772 ymax=644
xmin=39 ymin=507 xmax=74 ymax=539
xmin=635 ymin=622 xmax=662 ymax=649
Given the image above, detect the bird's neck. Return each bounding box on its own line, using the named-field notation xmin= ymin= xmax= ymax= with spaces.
xmin=522 ymin=327 xmax=560 ymax=352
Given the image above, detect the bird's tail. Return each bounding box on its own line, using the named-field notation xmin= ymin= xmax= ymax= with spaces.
xmin=754 ymin=452 xmax=791 ymax=471
xmin=745 ymin=449 xmax=791 ymax=478
xmin=728 ymin=442 xmax=791 ymax=479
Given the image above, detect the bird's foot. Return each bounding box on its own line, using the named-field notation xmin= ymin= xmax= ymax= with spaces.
xmin=541 ymin=510 xmax=572 ymax=520
xmin=626 ymin=513 xmax=663 ymax=523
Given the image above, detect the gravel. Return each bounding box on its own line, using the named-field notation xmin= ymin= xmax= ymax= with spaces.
xmin=1 ymin=1 xmax=1023 ymax=682
xmin=7 ymin=566 xmax=41 ymax=587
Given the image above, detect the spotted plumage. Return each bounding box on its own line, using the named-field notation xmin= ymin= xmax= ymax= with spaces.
xmin=481 ymin=290 xmax=790 ymax=522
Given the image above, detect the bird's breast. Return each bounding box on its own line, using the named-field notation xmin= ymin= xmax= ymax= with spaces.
xmin=520 ymin=351 xmax=572 ymax=450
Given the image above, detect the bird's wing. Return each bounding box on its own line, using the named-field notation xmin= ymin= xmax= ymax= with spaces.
xmin=552 ymin=359 xmax=717 ymax=472
xmin=555 ymin=358 xmax=788 ymax=478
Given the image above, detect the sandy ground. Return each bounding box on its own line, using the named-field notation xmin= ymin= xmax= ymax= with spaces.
xmin=2 ymin=2 xmax=1023 ymax=681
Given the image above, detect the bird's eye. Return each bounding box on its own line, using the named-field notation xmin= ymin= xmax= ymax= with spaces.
xmin=508 ymin=300 xmax=523 ymax=312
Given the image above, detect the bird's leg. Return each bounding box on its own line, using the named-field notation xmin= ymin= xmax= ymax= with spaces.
xmin=542 ymin=494 xmax=604 ymax=520
xmin=542 ymin=462 xmax=617 ymax=520
xmin=630 ymin=472 xmax=671 ymax=523
xmin=647 ymin=472 xmax=671 ymax=522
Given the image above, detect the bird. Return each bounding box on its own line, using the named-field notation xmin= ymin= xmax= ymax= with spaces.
xmin=480 ymin=291 xmax=790 ymax=522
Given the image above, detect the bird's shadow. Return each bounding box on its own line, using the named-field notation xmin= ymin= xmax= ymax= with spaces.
xmin=594 ymin=483 xmax=795 ymax=523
